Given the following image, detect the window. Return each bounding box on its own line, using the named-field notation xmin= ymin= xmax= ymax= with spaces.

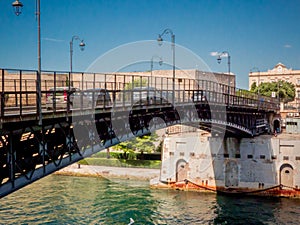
xmin=297 ymin=79 xmax=300 ymax=85
xmin=260 ymin=155 xmax=266 ymax=159
xmin=277 ymin=66 xmax=282 ymax=72
xmin=224 ymin=153 xmax=229 ymax=158
xmin=169 ymin=152 xmax=174 ymax=156
xmin=247 ymin=154 xmax=253 ymax=159
xmin=283 ymin=156 xmax=289 ymax=160
xmin=180 ymin=152 xmax=184 ymax=156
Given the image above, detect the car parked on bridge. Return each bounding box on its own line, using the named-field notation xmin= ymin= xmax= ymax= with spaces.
xmin=131 ymin=87 xmax=171 ymax=105
xmin=72 ymin=88 xmax=112 ymax=109
xmin=191 ymin=90 xmax=207 ymax=102
xmin=46 ymin=87 xmax=79 ymax=110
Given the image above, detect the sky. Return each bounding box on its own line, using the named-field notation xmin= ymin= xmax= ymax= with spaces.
xmin=1 ymin=0 xmax=300 ymax=89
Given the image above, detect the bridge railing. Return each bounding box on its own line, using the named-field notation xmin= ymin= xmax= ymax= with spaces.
xmin=0 ymin=69 xmax=279 ymax=119
xmin=1 ymin=69 xmax=40 ymax=118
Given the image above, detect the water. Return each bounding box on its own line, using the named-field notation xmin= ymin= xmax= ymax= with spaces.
xmin=1 ymin=175 xmax=300 ymax=225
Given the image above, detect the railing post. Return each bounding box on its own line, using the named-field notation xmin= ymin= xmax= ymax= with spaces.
xmin=14 ymin=79 xmax=17 ymax=107
xmin=123 ymin=75 xmax=126 ymax=107
xmin=113 ymin=74 xmax=117 ymax=108
xmin=19 ymin=70 xmax=22 ymax=116
xmin=104 ymin=73 xmax=107 ymax=108
xmin=67 ymin=72 xmax=70 ymax=112
xmin=131 ymin=75 xmax=134 ymax=105
xmin=92 ymin=73 xmax=95 ymax=109
xmin=183 ymin=78 xmax=186 ymax=102
xmin=36 ymin=70 xmax=42 ymax=125
xmin=53 ymin=72 xmax=57 ymax=111
xmin=8 ymin=132 xmax=15 ymax=188
xmin=25 ymin=80 xmax=28 ymax=106
xmin=1 ymin=69 xmax=5 ymax=119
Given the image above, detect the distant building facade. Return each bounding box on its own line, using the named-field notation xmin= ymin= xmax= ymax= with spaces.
xmin=249 ymin=62 xmax=300 ymax=104
xmin=249 ymin=63 xmax=300 ymax=130
xmin=286 ymin=118 xmax=300 ymax=134
xmin=118 ymin=69 xmax=235 ymax=88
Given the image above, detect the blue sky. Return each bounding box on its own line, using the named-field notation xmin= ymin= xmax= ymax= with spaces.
xmin=0 ymin=0 xmax=300 ymax=89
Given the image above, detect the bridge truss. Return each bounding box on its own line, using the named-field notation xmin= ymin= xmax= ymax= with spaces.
xmin=0 ymin=69 xmax=279 ymax=197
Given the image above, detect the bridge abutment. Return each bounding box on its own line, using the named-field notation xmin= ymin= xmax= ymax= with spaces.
xmin=153 ymin=131 xmax=300 ymax=197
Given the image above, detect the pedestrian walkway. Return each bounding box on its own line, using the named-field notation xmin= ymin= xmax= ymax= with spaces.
xmin=55 ymin=164 xmax=160 ymax=181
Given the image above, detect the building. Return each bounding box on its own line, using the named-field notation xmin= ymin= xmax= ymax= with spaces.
xmin=249 ymin=63 xmax=300 ymax=99
xmin=286 ymin=118 xmax=300 ymax=134
xmin=249 ymin=63 xmax=300 ymax=130
xmin=111 ymin=69 xmax=235 ymax=92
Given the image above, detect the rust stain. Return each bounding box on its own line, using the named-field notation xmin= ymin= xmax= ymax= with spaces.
xmin=152 ymin=181 xmax=300 ymax=198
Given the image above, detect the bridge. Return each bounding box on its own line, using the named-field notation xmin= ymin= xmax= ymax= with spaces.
xmin=0 ymin=69 xmax=279 ymax=198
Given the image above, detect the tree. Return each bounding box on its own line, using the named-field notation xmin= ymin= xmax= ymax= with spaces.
xmin=112 ymin=132 xmax=159 ymax=156
xmin=112 ymin=140 xmax=136 ymax=160
xmin=124 ymin=78 xmax=148 ymax=90
xmin=250 ymin=80 xmax=295 ymax=102
xmin=250 ymin=82 xmax=257 ymax=93
xmin=134 ymin=133 xmax=159 ymax=153
xmin=123 ymin=78 xmax=148 ymax=101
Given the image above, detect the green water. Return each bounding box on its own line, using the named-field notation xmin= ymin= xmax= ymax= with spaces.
xmin=1 ymin=175 xmax=300 ymax=224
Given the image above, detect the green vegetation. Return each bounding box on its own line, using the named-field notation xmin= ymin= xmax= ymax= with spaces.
xmin=79 ymin=158 xmax=161 ymax=169
xmin=79 ymin=133 xmax=162 ymax=169
xmin=4 ymin=93 xmax=9 ymax=103
xmin=235 ymin=89 xmax=256 ymax=98
xmin=124 ymin=78 xmax=148 ymax=90
xmin=122 ymin=78 xmax=148 ymax=102
xmin=113 ymin=133 xmax=159 ymax=153
xmin=110 ymin=133 xmax=160 ymax=160
xmin=250 ymin=80 xmax=295 ymax=102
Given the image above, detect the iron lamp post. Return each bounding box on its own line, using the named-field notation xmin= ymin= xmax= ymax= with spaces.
xmin=13 ymin=0 xmax=42 ymax=125
xmin=217 ymin=51 xmax=231 ymax=104
xmin=70 ymin=36 xmax=85 ymax=74
xmin=150 ymin=55 xmax=163 ymax=86
xmin=250 ymin=67 xmax=260 ymax=94
xmin=157 ymin=28 xmax=175 ymax=105
xmin=250 ymin=67 xmax=261 ymax=109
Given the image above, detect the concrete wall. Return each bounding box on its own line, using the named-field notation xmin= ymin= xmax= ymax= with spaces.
xmin=286 ymin=118 xmax=300 ymax=134
xmin=160 ymin=132 xmax=300 ymax=190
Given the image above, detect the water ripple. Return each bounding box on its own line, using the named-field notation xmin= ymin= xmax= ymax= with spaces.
xmin=1 ymin=175 xmax=300 ymax=224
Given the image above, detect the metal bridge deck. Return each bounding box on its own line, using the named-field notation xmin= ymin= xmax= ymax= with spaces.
xmin=0 ymin=69 xmax=279 ymax=197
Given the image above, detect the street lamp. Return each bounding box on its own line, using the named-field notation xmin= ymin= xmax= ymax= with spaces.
xmin=157 ymin=28 xmax=175 ymax=105
xmin=70 ymin=36 xmax=85 ymax=74
xmin=216 ymin=51 xmax=230 ymax=103
xmin=150 ymin=55 xmax=163 ymax=86
xmin=250 ymin=67 xmax=260 ymax=94
xmin=277 ymin=80 xmax=281 ymax=102
xmin=12 ymin=0 xmax=23 ymax=16
xmin=13 ymin=0 xmax=42 ymax=125
xmin=250 ymin=67 xmax=261 ymax=110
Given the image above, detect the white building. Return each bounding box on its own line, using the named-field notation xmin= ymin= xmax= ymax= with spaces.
xmin=152 ymin=129 xmax=300 ymax=198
